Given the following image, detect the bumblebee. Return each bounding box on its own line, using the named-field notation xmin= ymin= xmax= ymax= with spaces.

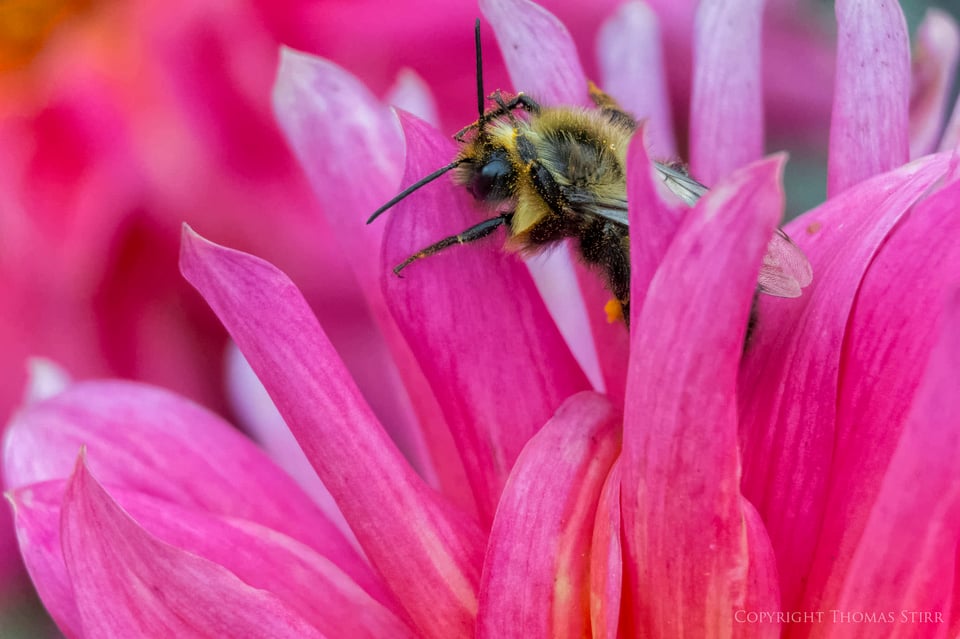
xmin=369 ymin=21 xmax=812 ymax=325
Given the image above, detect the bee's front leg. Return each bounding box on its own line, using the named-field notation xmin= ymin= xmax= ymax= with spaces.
xmin=393 ymin=213 xmax=514 ymax=276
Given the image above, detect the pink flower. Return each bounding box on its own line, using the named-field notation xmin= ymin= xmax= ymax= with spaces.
xmin=5 ymin=0 xmax=960 ymax=637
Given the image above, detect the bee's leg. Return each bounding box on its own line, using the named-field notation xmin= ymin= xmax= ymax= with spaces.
xmin=495 ymin=92 xmax=541 ymax=114
xmin=587 ymin=81 xmax=621 ymax=109
xmin=393 ymin=213 xmax=513 ymax=276
xmin=587 ymin=81 xmax=637 ymax=129
xmin=454 ymin=94 xmax=542 ymax=141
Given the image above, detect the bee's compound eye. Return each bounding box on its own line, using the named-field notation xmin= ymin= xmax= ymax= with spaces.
xmin=469 ymin=154 xmax=512 ymax=201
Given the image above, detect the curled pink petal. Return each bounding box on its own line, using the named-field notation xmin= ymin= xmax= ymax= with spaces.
xmin=62 ymin=457 xmax=326 ymax=639
xmin=2 ymin=379 xmax=384 ymax=604
xmin=381 ymin=112 xmax=590 ymax=521
xmin=690 ymin=0 xmax=765 ymax=186
xmin=911 ymin=9 xmax=960 ymax=158
xmin=740 ymin=152 xmax=951 ymax=611
xmin=737 ymin=500 xmax=781 ymax=639
xmin=801 ymin=177 xmax=960 ymax=616
xmin=590 ymin=458 xmax=623 ymax=639
xmin=596 ymin=2 xmax=676 ymax=157
xmin=179 ymin=226 xmax=485 ymax=639
xmin=828 ymin=0 xmax=910 ymax=196
xmin=18 ymin=479 xmax=415 ymax=639
xmin=814 ymin=290 xmax=960 ymax=638
xmin=480 ymin=0 xmax=590 ymax=106
xmin=272 ymin=47 xmax=473 ymax=512
xmin=622 ymin=156 xmax=785 ymax=637
xmin=476 ymin=392 xmax=620 ymax=639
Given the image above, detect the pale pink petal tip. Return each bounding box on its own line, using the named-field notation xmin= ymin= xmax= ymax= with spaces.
xmin=271 ymin=46 xmax=403 ymax=203
xmin=829 ymin=0 xmax=911 ymax=195
xmin=596 ymin=1 xmax=676 ymax=156
xmin=479 ymin=0 xmax=589 ymax=106
xmin=690 ymin=0 xmax=765 ymax=185
xmin=386 ymin=68 xmax=440 ymax=128
xmin=23 ymin=357 xmax=72 ymax=404
xmin=911 ymin=9 xmax=960 ymax=157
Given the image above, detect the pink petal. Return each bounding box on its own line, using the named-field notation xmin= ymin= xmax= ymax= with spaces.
xmin=760 ymin=5 xmax=836 ymax=142
xmin=272 ymin=48 xmax=474 ymax=514
xmin=817 ymin=290 xmax=960 ymax=638
xmin=7 ymin=486 xmax=82 ymax=637
xmin=596 ymin=1 xmax=676 ymax=157
xmin=590 ymin=458 xmax=623 ymax=639
xmin=737 ymin=500 xmax=781 ymax=639
xmin=800 ymin=177 xmax=960 ymax=617
xmin=739 ymin=152 xmax=951 ymax=611
xmin=179 ymin=226 xmax=485 ymax=639
xmin=527 ymin=250 xmax=605 ymax=394
xmin=1 ymin=379 xmax=384 ymax=605
xmin=570 ymin=262 xmax=629 ymax=406
xmin=622 ymin=156 xmax=786 ymax=637
xmin=61 ymin=458 xmax=326 ymax=639
xmin=910 ymin=9 xmax=960 ymax=158
xmin=828 ymin=0 xmax=910 ymax=196
xmin=381 ymin=112 xmax=590 ymax=521
xmin=224 ymin=343 xmax=355 ymax=545
xmin=480 ymin=0 xmax=590 ymax=107
xmin=476 ymin=392 xmax=620 ymax=639
xmin=625 ymin=130 xmax=686 ymax=326
xmin=690 ymin=0 xmax=765 ymax=186
xmin=17 ymin=479 xmax=415 ymax=639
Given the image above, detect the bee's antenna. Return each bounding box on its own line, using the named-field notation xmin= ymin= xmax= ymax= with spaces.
xmin=367 ymin=160 xmax=464 ymax=224
xmin=475 ymin=18 xmax=485 ymax=124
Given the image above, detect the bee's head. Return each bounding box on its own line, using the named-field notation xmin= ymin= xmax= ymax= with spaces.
xmin=455 ymin=147 xmax=517 ymax=205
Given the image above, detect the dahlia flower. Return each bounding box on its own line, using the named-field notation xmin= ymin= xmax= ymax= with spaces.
xmin=5 ymin=0 xmax=960 ymax=637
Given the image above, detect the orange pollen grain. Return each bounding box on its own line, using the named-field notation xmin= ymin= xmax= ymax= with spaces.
xmin=604 ymin=298 xmax=624 ymax=323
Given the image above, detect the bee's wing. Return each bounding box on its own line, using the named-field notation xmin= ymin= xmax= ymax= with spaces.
xmin=757 ymin=229 xmax=814 ymax=298
xmin=653 ymin=162 xmax=708 ymax=206
xmin=565 ymin=191 xmax=630 ymax=227
xmin=653 ymin=163 xmax=813 ymax=298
